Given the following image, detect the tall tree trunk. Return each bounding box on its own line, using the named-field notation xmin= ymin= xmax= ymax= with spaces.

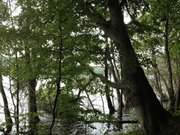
xmin=28 ymin=79 xmax=39 ymax=135
xmin=16 ymin=79 xmax=20 ymax=135
xmin=175 ymin=78 xmax=180 ymax=110
xmin=0 ymin=75 xmax=13 ymax=135
xmin=109 ymin=49 xmax=123 ymax=130
xmin=151 ymin=46 xmax=165 ymax=104
xmin=15 ymin=52 xmax=20 ymax=135
xmin=175 ymin=60 xmax=180 ymax=110
xmin=25 ymin=48 xmax=39 ymax=135
xmin=49 ymin=17 xmax=63 ymax=135
xmin=104 ymin=46 xmax=115 ymax=115
xmin=164 ymin=16 xmax=175 ymax=112
xmin=105 ymin=1 xmax=171 ymax=134
xmin=83 ymin=0 xmax=175 ymax=134
xmin=116 ymin=89 xmax=123 ymax=130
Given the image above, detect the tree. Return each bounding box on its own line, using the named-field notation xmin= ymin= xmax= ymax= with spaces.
xmin=2 ymin=0 xmax=180 ymax=134
xmin=104 ymin=45 xmax=115 ymax=115
xmin=77 ymin=0 xmax=179 ymax=135
xmin=0 ymin=74 xmax=13 ymax=135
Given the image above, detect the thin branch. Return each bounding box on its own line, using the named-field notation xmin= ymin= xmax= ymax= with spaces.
xmin=85 ymin=91 xmax=96 ymax=114
xmin=49 ymin=13 xmax=63 ymax=134
xmin=88 ymin=68 xmax=126 ymax=89
xmin=76 ymin=77 xmax=94 ymax=100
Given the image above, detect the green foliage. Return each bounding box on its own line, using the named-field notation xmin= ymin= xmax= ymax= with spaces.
xmin=57 ymin=93 xmax=82 ymax=121
xmin=0 ymin=0 xmax=180 ymax=134
xmin=37 ymin=86 xmax=82 ymax=120
xmin=115 ymin=129 xmax=144 ymax=135
xmin=173 ymin=110 xmax=180 ymax=117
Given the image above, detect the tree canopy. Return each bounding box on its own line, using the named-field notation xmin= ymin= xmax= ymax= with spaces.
xmin=0 ymin=0 xmax=180 ymax=135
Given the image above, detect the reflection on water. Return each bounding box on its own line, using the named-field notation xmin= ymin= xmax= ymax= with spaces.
xmin=0 ymin=77 xmax=139 ymax=135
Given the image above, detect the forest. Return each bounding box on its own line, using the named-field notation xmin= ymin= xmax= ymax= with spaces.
xmin=0 ymin=0 xmax=180 ymax=135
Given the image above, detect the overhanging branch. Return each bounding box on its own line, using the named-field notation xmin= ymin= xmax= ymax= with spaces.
xmin=88 ymin=67 xmax=126 ymax=89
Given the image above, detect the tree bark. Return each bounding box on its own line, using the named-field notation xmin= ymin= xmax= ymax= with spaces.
xmin=105 ymin=1 xmax=171 ymax=134
xmin=175 ymin=60 xmax=180 ymax=110
xmin=109 ymin=49 xmax=123 ymax=130
xmin=16 ymin=79 xmax=20 ymax=135
xmin=49 ymin=16 xmax=64 ymax=134
xmin=27 ymin=79 xmax=39 ymax=135
xmin=175 ymin=78 xmax=180 ymax=110
xmin=25 ymin=48 xmax=39 ymax=135
xmin=82 ymin=0 xmax=175 ymax=134
xmin=151 ymin=46 xmax=166 ymax=104
xmin=164 ymin=16 xmax=175 ymax=112
xmin=0 ymin=75 xmax=13 ymax=135
xmin=104 ymin=46 xmax=115 ymax=115
xmin=15 ymin=52 xmax=20 ymax=135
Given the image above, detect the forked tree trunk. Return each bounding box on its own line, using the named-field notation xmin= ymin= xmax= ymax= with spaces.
xmin=82 ymin=0 xmax=178 ymax=134
xmin=105 ymin=1 xmax=171 ymax=135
